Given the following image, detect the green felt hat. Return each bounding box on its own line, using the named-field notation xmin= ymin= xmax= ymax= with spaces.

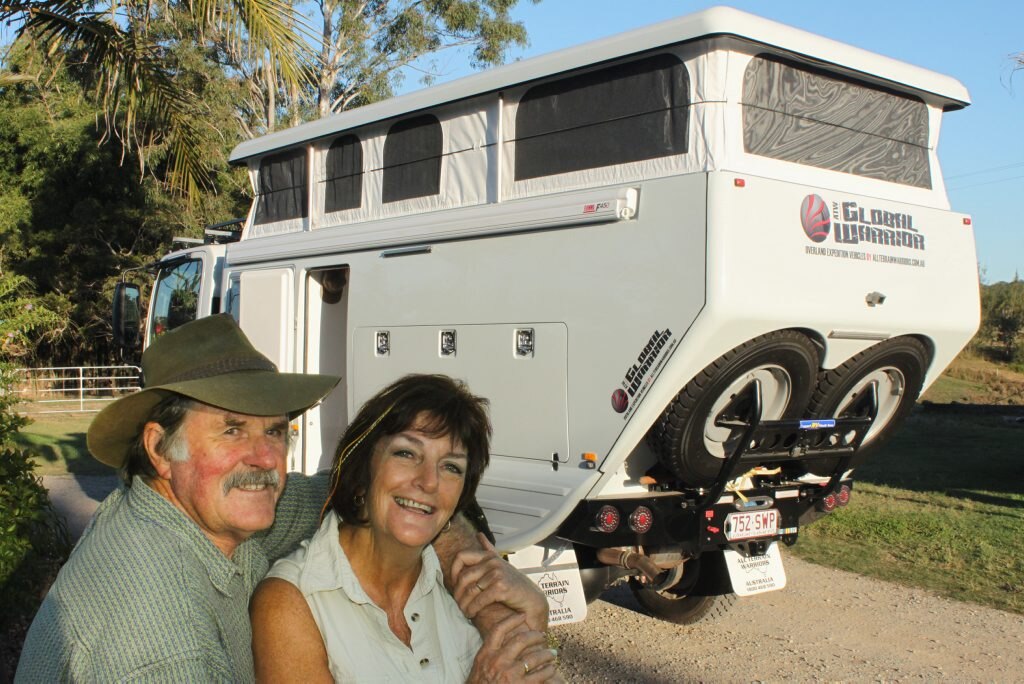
xmin=87 ymin=314 xmax=340 ymax=468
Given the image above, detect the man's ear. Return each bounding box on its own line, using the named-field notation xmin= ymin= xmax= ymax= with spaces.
xmin=142 ymin=422 xmax=173 ymax=480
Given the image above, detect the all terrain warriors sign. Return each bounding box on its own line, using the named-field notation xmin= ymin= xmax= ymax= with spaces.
xmin=800 ymin=194 xmax=927 ymax=268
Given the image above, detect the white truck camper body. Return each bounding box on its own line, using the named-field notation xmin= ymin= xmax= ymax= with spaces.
xmin=139 ymin=7 xmax=978 ymax=624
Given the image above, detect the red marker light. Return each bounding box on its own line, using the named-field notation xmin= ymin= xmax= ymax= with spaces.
xmin=963 ymin=217 xmax=972 ymax=226
xmin=837 ymin=484 xmax=851 ymax=507
xmin=820 ymin=493 xmax=838 ymax=513
xmin=595 ymin=505 xmax=621 ymax=533
xmin=629 ymin=506 xmax=653 ymax=534
xmin=734 ymin=178 xmax=746 ymax=188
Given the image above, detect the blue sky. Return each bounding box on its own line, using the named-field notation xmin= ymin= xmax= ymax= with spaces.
xmin=416 ymin=1 xmax=1024 ymax=284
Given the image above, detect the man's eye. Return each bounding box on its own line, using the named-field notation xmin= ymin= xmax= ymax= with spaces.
xmin=224 ymin=427 xmax=240 ymax=436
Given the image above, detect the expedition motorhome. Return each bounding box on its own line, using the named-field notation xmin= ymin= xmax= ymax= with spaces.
xmin=114 ymin=7 xmax=979 ymax=625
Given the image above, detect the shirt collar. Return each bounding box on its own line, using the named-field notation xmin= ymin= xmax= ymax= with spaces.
xmin=301 ymin=511 xmax=444 ymax=604
xmin=126 ymin=476 xmax=252 ymax=594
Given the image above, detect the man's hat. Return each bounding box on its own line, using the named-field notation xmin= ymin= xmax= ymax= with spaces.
xmin=87 ymin=314 xmax=340 ymax=468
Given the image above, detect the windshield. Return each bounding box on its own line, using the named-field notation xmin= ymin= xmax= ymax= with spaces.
xmin=148 ymin=258 xmax=202 ymax=345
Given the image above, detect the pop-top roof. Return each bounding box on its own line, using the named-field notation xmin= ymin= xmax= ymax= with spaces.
xmin=229 ymin=5 xmax=970 ymax=164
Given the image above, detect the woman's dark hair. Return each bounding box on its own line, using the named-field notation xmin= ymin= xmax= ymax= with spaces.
xmin=329 ymin=374 xmax=491 ymax=525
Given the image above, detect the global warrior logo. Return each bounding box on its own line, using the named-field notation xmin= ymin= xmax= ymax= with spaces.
xmin=799 ymin=195 xmax=925 ymax=251
xmin=622 ymin=329 xmax=672 ymax=398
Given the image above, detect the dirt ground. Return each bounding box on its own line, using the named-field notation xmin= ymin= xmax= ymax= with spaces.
xmin=554 ymin=553 xmax=1024 ymax=682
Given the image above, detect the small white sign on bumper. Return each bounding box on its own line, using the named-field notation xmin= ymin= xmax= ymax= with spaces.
xmin=506 ymin=543 xmax=588 ymax=625
xmin=723 ymin=542 xmax=787 ymax=596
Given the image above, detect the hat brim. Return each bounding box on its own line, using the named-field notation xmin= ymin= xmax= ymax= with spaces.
xmin=87 ymin=370 xmax=340 ymax=468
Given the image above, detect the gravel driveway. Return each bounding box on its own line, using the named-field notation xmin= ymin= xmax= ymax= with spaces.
xmin=553 ymin=555 xmax=1024 ymax=682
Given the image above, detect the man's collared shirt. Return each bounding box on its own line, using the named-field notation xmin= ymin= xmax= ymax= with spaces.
xmin=15 ymin=473 xmax=326 ymax=683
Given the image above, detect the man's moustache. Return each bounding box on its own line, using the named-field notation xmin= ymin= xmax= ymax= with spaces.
xmin=222 ymin=469 xmax=280 ymax=494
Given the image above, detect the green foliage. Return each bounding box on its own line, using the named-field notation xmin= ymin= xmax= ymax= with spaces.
xmin=0 ymin=446 xmax=71 ymax=614
xmin=0 ymin=45 xmax=249 ymax=364
xmin=1 ymin=0 xmax=317 ymax=197
xmin=296 ymin=0 xmax=538 ymax=122
xmin=978 ymin=279 xmax=1024 ymax=364
xmin=0 ymin=278 xmax=71 ymax=674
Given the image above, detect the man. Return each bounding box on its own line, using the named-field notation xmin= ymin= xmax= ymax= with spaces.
xmin=16 ymin=315 xmax=549 ymax=682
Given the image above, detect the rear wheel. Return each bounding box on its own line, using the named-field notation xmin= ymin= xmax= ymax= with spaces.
xmin=647 ymin=331 xmax=819 ymax=486
xmin=805 ymin=337 xmax=928 ymax=472
xmin=628 ymin=552 xmax=736 ymax=625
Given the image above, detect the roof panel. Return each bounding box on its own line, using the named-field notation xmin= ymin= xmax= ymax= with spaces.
xmin=230 ymin=6 xmax=970 ymax=164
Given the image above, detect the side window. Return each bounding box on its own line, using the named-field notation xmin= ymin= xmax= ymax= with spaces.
xmin=514 ymin=53 xmax=689 ymax=181
xmin=254 ymin=148 xmax=308 ymax=224
xmin=149 ymin=259 xmax=202 ymax=344
xmin=324 ymin=135 xmax=363 ymax=212
xmin=742 ymin=55 xmax=931 ymax=188
xmin=382 ymin=115 xmax=442 ymax=203
xmin=224 ymin=275 xmax=241 ymax=323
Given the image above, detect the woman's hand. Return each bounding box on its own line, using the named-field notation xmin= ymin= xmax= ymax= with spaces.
xmin=467 ymin=614 xmax=561 ymax=683
xmin=452 ymin=533 xmax=549 ymax=632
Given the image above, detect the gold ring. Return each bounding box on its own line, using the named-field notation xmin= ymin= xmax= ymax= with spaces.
xmin=523 ymin=661 xmax=530 ymax=675
xmin=475 ymin=582 xmax=484 ymax=592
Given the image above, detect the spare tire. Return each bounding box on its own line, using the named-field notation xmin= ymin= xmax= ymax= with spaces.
xmin=804 ymin=336 xmax=928 ymax=473
xmin=647 ymin=331 xmax=819 ymax=486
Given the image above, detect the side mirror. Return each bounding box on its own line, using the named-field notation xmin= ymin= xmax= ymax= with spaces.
xmin=113 ymin=282 xmax=143 ymax=351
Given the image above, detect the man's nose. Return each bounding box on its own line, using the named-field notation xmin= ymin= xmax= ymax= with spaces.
xmin=247 ymin=436 xmax=284 ymax=469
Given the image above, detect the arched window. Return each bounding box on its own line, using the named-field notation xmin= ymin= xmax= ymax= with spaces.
xmin=253 ymin=148 xmax=308 ymax=224
xmin=324 ymin=135 xmax=363 ymax=212
xmin=383 ymin=115 xmax=442 ymax=203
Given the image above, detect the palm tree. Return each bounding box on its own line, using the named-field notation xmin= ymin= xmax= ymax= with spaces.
xmin=0 ymin=0 xmax=318 ymax=199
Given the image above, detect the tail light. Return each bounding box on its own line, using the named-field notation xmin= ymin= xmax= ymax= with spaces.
xmin=629 ymin=506 xmax=653 ymax=534
xmin=820 ymin=492 xmax=838 ymax=513
xmin=595 ymin=505 xmax=621 ymax=533
xmin=837 ymin=484 xmax=851 ymax=507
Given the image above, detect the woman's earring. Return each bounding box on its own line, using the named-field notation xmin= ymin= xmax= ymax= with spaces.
xmin=354 ymin=494 xmax=365 ymax=508
xmin=442 ymin=519 xmax=452 ymax=534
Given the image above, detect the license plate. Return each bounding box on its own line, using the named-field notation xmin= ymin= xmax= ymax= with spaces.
xmin=725 ymin=509 xmax=779 ymax=541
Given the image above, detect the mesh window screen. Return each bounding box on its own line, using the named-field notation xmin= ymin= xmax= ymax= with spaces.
xmin=324 ymin=135 xmax=363 ymax=213
xmin=514 ymin=53 xmax=689 ymax=181
xmin=383 ymin=115 xmax=443 ymax=203
xmin=743 ymin=56 xmax=931 ymax=188
xmin=254 ymin=148 xmax=308 ymax=224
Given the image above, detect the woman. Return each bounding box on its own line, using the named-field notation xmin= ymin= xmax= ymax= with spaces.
xmin=251 ymin=374 xmax=557 ymax=682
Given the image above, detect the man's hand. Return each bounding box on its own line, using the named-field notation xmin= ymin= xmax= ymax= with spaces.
xmin=452 ymin=533 xmax=549 ymax=632
xmin=467 ymin=614 xmax=559 ymax=683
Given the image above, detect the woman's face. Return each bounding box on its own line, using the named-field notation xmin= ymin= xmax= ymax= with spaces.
xmin=365 ymin=412 xmax=468 ymax=550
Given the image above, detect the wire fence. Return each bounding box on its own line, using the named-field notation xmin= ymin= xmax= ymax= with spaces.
xmin=12 ymin=366 xmax=142 ymax=415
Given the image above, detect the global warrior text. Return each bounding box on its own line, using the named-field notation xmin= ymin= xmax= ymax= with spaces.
xmin=623 ymin=329 xmax=672 ymax=397
xmin=832 ymin=201 xmax=924 ymax=250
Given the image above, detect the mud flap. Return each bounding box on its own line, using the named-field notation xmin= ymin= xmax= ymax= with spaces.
xmin=723 ymin=542 xmax=787 ymax=596
xmin=506 ymin=542 xmax=588 ymax=625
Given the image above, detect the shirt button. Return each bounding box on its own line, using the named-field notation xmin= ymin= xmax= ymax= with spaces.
xmin=419 ymin=658 xmax=430 ymax=667
xmin=411 ymin=613 xmax=420 ymax=622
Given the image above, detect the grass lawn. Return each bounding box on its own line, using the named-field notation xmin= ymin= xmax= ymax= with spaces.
xmin=791 ymin=409 xmax=1024 ymax=615
xmin=14 ymin=413 xmax=111 ymax=476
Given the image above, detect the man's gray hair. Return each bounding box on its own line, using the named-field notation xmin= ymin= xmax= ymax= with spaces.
xmin=120 ymin=395 xmax=195 ymax=486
